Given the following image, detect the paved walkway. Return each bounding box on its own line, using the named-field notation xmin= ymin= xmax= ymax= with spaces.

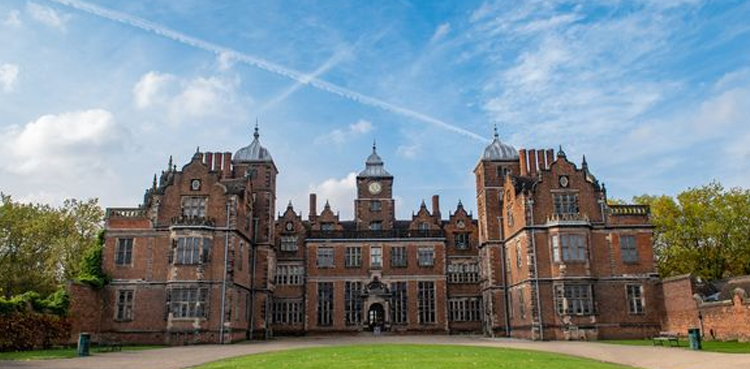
xmin=2 ymin=335 xmax=749 ymax=369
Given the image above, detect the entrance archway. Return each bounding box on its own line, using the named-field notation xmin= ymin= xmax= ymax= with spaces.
xmin=368 ymin=303 xmax=385 ymax=330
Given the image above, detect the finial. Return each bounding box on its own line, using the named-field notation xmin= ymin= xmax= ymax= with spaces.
xmin=457 ymin=199 xmax=464 ymax=208
xmin=196 ymin=146 xmax=200 ymax=153
xmin=420 ymin=199 xmax=427 ymax=208
xmin=287 ymin=200 xmax=293 ymax=209
xmin=372 ymin=139 xmax=377 ymax=153
xmin=557 ymin=145 xmax=566 ymax=158
xmin=493 ymin=124 xmax=499 ymax=139
xmin=253 ymin=119 xmax=259 ymax=140
xmin=324 ymin=200 xmax=331 ymax=209
xmin=582 ymin=154 xmax=588 ymax=168
xmin=168 ymin=155 xmax=173 ymax=169
xmin=152 ymin=174 xmax=157 ymax=189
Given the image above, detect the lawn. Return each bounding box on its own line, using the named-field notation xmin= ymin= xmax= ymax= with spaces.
xmin=196 ymin=344 xmax=635 ymax=369
xmin=0 ymin=345 xmax=164 ymax=361
xmin=597 ymin=339 xmax=750 ymax=353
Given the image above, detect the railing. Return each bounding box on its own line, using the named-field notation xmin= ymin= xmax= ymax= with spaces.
xmin=170 ymin=216 xmax=217 ymax=227
xmin=609 ymin=205 xmax=650 ymax=216
xmin=546 ymin=213 xmax=590 ymax=224
xmin=308 ymin=229 xmax=445 ymax=240
xmin=106 ymin=207 xmax=146 ymax=218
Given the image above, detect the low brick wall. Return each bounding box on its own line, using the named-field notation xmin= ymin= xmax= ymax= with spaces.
xmin=662 ymin=275 xmax=750 ymax=341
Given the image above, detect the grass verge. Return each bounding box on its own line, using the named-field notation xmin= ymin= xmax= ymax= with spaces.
xmin=597 ymin=339 xmax=750 ymax=353
xmin=194 ymin=344 xmax=636 ymax=369
xmin=0 ymin=345 xmax=165 ymax=361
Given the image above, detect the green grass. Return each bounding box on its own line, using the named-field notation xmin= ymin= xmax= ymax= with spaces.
xmin=0 ymin=345 xmax=165 ymax=361
xmin=598 ymin=339 xmax=750 ymax=353
xmin=195 ymin=344 xmax=635 ymax=369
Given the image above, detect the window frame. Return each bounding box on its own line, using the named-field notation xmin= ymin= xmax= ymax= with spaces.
xmin=417 ymin=246 xmax=435 ymax=267
xmin=317 ymin=247 xmax=335 ymax=268
xmin=345 ymin=247 xmax=362 ymax=268
xmin=115 ymin=238 xmax=134 ymax=266
xmin=626 ymin=284 xmax=645 ymax=314
xmin=620 ymin=235 xmax=639 ymax=264
xmin=390 ymin=246 xmax=407 ymax=268
xmin=115 ymin=289 xmax=134 ymax=321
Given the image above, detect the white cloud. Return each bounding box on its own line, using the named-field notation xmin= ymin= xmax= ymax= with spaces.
xmin=132 ymin=71 xmax=248 ymax=123
xmin=133 ymin=71 xmax=175 ymax=109
xmin=3 ymin=9 xmax=22 ymax=27
xmin=430 ymin=23 xmax=451 ymax=43
xmin=309 ymin=172 xmax=357 ymax=219
xmin=314 ymin=119 xmax=373 ymax=145
xmin=0 ymin=63 xmax=19 ymax=92
xmin=397 ymin=143 xmax=420 ymax=159
xmin=216 ymin=51 xmax=236 ymax=71
xmin=0 ymin=109 xmax=125 ymax=176
xmin=26 ymin=2 xmax=70 ymax=31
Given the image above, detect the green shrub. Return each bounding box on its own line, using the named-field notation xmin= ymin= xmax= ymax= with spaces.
xmin=75 ymin=230 xmax=109 ymax=289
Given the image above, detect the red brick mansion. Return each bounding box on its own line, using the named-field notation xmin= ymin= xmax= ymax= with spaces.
xmin=69 ymin=126 xmax=662 ymax=344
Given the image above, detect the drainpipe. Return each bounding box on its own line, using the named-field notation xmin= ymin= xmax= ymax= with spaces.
xmin=219 ymin=200 xmax=230 ymax=344
xmin=499 ymin=240 xmax=510 ymax=337
xmin=527 ymin=198 xmax=544 ymax=341
xmin=249 ymin=218 xmax=258 ymax=339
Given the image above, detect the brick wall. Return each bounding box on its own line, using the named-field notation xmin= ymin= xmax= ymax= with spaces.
xmin=662 ymin=275 xmax=750 ymax=341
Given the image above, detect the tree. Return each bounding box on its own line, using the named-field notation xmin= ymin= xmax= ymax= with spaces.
xmin=635 ymin=182 xmax=750 ymax=280
xmin=0 ymin=195 xmax=103 ymax=297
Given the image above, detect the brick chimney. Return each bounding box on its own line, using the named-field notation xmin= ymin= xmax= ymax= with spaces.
xmin=528 ymin=149 xmax=537 ymax=176
xmin=205 ymin=152 xmax=214 ymax=170
xmin=546 ymin=149 xmax=554 ymax=169
xmin=537 ymin=150 xmax=545 ymax=172
xmin=222 ymin=152 xmax=232 ymax=179
xmin=309 ymin=193 xmax=317 ymax=221
xmin=519 ymin=149 xmax=528 ymax=176
xmin=432 ymin=195 xmax=441 ymax=220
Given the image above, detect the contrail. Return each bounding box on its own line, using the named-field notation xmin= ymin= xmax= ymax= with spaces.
xmin=46 ymin=0 xmax=487 ymax=142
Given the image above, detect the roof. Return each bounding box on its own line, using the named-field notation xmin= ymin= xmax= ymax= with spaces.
xmin=234 ymin=125 xmax=273 ymax=163
xmin=481 ymin=126 xmax=519 ymax=161
xmin=359 ymin=142 xmax=392 ymax=178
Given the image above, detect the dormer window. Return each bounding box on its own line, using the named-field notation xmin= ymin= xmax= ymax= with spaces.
xmin=369 ymin=221 xmax=382 ymax=231
xmin=321 ymin=222 xmax=334 ymax=231
xmin=553 ymin=193 xmax=579 ymax=215
xmin=418 ymin=222 xmax=429 ymax=231
xmin=182 ymin=197 xmax=207 ymax=218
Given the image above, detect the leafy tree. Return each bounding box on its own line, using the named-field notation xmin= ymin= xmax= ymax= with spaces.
xmin=0 ymin=195 xmax=103 ymax=297
xmin=635 ymin=182 xmax=750 ymax=280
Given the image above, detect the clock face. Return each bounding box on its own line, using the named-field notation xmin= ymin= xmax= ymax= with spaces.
xmin=559 ymin=175 xmax=570 ymax=188
xmin=285 ymin=222 xmax=294 ymax=231
xmin=368 ymin=181 xmax=382 ymax=195
xmin=191 ymin=179 xmax=201 ymax=191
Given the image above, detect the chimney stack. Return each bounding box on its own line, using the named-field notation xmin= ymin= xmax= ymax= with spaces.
xmin=537 ymin=150 xmax=545 ymax=173
xmin=528 ymin=149 xmax=537 ymax=176
xmin=205 ymin=152 xmax=214 ymax=170
xmin=546 ymin=149 xmax=554 ymax=169
xmin=222 ymin=152 xmax=232 ymax=179
xmin=432 ymin=195 xmax=441 ymax=220
xmin=519 ymin=149 xmax=528 ymax=176
xmin=309 ymin=193 xmax=317 ymax=221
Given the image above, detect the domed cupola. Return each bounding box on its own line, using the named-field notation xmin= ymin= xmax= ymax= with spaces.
xmin=481 ymin=125 xmax=519 ymax=161
xmin=234 ymin=124 xmax=273 ymax=163
xmin=359 ymin=141 xmax=392 ymax=178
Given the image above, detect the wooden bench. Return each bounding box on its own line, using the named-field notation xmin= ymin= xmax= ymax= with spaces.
xmin=96 ymin=340 xmax=122 ymax=352
xmin=652 ymin=332 xmax=680 ymax=347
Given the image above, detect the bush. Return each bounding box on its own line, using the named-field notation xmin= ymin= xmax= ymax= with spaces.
xmin=75 ymin=230 xmax=109 ymax=289
xmin=0 ymin=312 xmax=71 ymax=351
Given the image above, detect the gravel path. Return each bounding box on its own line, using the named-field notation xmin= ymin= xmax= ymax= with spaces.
xmin=2 ymin=335 xmax=749 ymax=369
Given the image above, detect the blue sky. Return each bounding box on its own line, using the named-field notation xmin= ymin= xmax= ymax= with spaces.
xmin=1 ymin=0 xmax=749 ymax=219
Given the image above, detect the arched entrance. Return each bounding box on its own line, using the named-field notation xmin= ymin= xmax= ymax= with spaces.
xmin=368 ymin=303 xmax=385 ymax=331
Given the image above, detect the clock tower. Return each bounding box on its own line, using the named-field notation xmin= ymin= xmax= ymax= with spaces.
xmin=355 ymin=142 xmax=395 ymax=231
